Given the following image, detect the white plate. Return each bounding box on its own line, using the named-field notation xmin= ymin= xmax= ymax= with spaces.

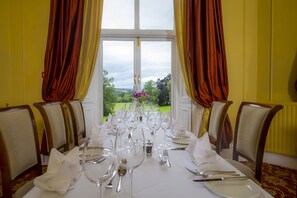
xmin=205 ymin=178 xmax=261 ymax=198
xmin=172 ymin=138 xmax=190 ymax=145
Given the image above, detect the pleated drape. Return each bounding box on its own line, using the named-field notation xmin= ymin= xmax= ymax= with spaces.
xmin=42 ymin=0 xmax=84 ymax=102
xmin=174 ymin=0 xmax=233 ymax=149
xmin=75 ymin=0 xmax=103 ymax=100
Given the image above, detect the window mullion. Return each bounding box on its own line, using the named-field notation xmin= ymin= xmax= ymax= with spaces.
xmin=135 ymin=0 xmax=140 ymax=30
xmin=134 ymin=38 xmax=141 ymax=91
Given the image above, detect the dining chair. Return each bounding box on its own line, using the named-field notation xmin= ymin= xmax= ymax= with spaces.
xmin=33 ymin=101 xmax=69 ymax=153
xmin=227 ymin=102 xmax=283 ymax=184
xmin=64 ymin=100 xmax=86 ymax=147
xmin=0 ymin=105 xmax=42 ymax=198
xmin=207 ymin=100 xmax=233 ymax=155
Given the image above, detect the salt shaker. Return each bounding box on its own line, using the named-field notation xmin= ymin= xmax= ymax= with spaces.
xmin=146 ymin=140 xmax=153 ymax=157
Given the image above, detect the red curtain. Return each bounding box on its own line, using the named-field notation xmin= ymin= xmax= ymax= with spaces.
xmin=186 ymin=0 xmax=232 ymax=148
xmin=41 ymin=0 xmax=84 ymax=154
xmin=42 ymin=0 xmax=84 ymax=102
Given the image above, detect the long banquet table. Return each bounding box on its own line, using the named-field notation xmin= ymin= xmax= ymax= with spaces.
xmin=25 ymin=121 xmax=273 ymax=198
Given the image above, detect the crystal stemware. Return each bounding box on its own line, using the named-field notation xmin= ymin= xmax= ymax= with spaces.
xmin=82 ymin=136 xmax=116 ymax=198
xmin=160 ymin=112 xmax=172 ymax=148
xmin=116 ymin=128 xmax=145 ymax=198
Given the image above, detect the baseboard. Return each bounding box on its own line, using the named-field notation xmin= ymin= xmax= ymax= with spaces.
xmin=221 ymin=145 xmax=297 ymax=170
xmin=263 ymin=152 xmax=297 ymax=170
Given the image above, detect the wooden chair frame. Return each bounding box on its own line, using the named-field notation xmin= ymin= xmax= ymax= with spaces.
xmin=64 ymin=100 xmax=86 ymax=146
xmin=232 ymin=102 xmax=283 ymax=182
xmin=0 ymin=105 xmax=42 ymax=198
xmin=33 ymin=101 xmax=69 ymax=153
xmin=208 ymin=100 xmax=233 ymax=155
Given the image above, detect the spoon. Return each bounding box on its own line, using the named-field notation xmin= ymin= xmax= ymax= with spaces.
xmin=116 ymin=159 xmax=127 ymax=192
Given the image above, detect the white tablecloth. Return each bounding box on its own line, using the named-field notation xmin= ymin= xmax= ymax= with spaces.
xmin=25 ymin=125 xmax=273 ymax=198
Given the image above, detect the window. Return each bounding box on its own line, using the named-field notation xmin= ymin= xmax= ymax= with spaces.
xmin=99 ymin=0 xmax=175 ymax=120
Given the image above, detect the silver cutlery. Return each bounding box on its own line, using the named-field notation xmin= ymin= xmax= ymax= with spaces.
xmin=193 ymin=176 xmax=248 ymax=182
xmin=106 ymin=170 xmax=117 ymax=189
xmin=163 ymin=149 xmax=171 ymax=167
xmin=116 ymin=159 xmax=127 ymax=193
xmin=170 ymin=147 xmax=187 ymax=150
xmin=159 ymin=154 xmax=166 ymax=165
xmin=186 ymin=167 xmax=238 ymax=178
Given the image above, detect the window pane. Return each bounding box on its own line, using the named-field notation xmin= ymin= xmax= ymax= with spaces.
xmin=103 ymin=41 xmax=134 ymax=89
xmin=102 ymin=0 xmax=134 ymax=29
xmin=140 ymin=0 xmax=174 ymax=30
xmin=141 ymin=41 xmax=171 ymax=86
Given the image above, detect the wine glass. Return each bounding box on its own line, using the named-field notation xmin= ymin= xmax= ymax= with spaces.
xmin=160 ymin=112 xmax=172 ymax=148
xmin=82 ymin=136 xmax=116 ymax=198
xmin=125 ymin=106 xmax=140 ymax=133
xmin=147 ymin=111 xmax=161 ymax=149
xmin=116 ymin=128 xmax=145 ymax=198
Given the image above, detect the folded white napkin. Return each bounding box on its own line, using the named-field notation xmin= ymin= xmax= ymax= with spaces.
xmin=170 ymin=119 xmax=190 ymax=137
xmin=34 ymin=147 xmax=80 ymax=195
xmin=90 ymin=122 xmax=108 ymax=137
xmin=189 ymin=133 xmax=218 ymax=167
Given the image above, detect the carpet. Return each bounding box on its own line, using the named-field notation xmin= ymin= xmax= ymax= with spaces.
xmin=0 ymin=163 xmax=296 ymax=197
xmin=242 ymin=161 xmax=297 ymax=198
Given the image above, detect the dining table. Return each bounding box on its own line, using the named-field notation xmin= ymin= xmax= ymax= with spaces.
xmin=24 ymin=122 xmax=273 ymax=198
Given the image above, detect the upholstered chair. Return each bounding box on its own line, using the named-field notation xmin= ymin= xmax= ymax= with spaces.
xmin=64 ymin=100 xmax=86 ymax=147
xmin=0 ymin=105 xmax=42 ymax=198
xmin=208 ymin=100 xmax=233 ymax=154
xmin=33 ymin=101 xmax=69 ymax=153
xmin=227 ymin=102 xmax=283 ymax=184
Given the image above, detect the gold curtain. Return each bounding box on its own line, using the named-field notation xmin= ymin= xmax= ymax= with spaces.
xmin=75 ymin=0 xmax=103 ymax=99
xmin=173 ymin=0 xmax=195 ymax=101
xmin=174 ymin=0 xmax=208 ymax=136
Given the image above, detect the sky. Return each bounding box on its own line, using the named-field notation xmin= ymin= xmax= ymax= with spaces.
xmin=101 ymin=0 xmax=173 ymax=89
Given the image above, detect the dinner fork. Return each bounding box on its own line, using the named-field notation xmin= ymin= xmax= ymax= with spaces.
xmin=185 ymin=167 xmax=237 ymax=178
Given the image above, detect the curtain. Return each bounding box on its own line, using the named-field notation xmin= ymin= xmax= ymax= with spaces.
xmin=41 ymin=0 xmax=84 ymax=154
xmin=174 ymin=0 xmax=232 ymax=149
xmin=75 ymin=0 xmax=103 ymax=99
xmin=42 ymin=0 xmax=84 ymax=102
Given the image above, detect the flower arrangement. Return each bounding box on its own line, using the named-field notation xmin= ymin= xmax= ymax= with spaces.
xmin=132 ymin=90 xmax=150 ymax=103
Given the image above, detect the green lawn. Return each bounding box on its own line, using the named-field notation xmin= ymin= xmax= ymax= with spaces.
xmin=103 ymin=103 xmax=171 ymax=121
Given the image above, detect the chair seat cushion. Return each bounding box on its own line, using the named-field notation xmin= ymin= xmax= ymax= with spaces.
xmin=226 ymin=159 xmax=261 ymax=186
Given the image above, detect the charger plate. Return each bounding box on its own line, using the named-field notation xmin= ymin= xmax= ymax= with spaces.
xmin=205 ymin=177 xmax=261 ymax=198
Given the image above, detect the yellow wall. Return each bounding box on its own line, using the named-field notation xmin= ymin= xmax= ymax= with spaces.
xmin=0 ymin=0 xmax=50 ymax=140
xmin=0 ymin=0 xmax=296 ymax=148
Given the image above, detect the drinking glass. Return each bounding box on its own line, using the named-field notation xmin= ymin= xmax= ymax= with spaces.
xmin=125 ymin=106 xmax=140 ymax=133
xmin=116 ymin=128 xmax=145 ymax=198
xmin=160 ymin=112 xmax=172 ymax=148
xmin=147 ymin=111 xmax=161 ymax=149
xmin=82 ymin=136 xmax=116 ymax=198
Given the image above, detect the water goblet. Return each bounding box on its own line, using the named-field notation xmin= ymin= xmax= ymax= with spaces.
xmin=160 ymin=112 xmax=172 ymax=148
xmin=82 ymin=136 xmax=116 ymax=198
xmin=116 ymin=128 xmax=145 ymax=198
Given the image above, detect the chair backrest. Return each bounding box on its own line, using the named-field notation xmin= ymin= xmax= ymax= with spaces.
xmin=33 ymin=101 xmax=69 ymax=153
xmin=64 ymin=100 xmax=86 ymax=146
xmin=0 ymin=105 xmax=42 ymax=198
xmin=208 ymin=100 xmax=233 ymax=154
xmin=233 ymin=102 xmax=283 ymax=182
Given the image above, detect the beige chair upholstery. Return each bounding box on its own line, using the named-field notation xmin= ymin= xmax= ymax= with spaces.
xmin=208 ymin=100 xmax=233 ymax=154
xmin=0 ymin=105 xmax=42 ymax=198
xmin=64 ymin=100 xmax=86 ymax=147
xmin=227 ymin=102 xmax=283 ymax=184
xmin=33 ymin=101 xmax=69 ymax=153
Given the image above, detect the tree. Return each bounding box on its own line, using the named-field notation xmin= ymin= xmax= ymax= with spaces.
xmin=103 ymin=70 xmax=116 ymax=116
xmin=143 ymin=80 xmax=160 ymax=105
xmin=156 ymin=74 xmax=171 ymax=106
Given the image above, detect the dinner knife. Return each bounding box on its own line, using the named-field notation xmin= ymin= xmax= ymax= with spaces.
xmin=170 ymin=147 xmax=187 ymax=150
xmin=193 ymin=176 xmax=247 ymax=182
